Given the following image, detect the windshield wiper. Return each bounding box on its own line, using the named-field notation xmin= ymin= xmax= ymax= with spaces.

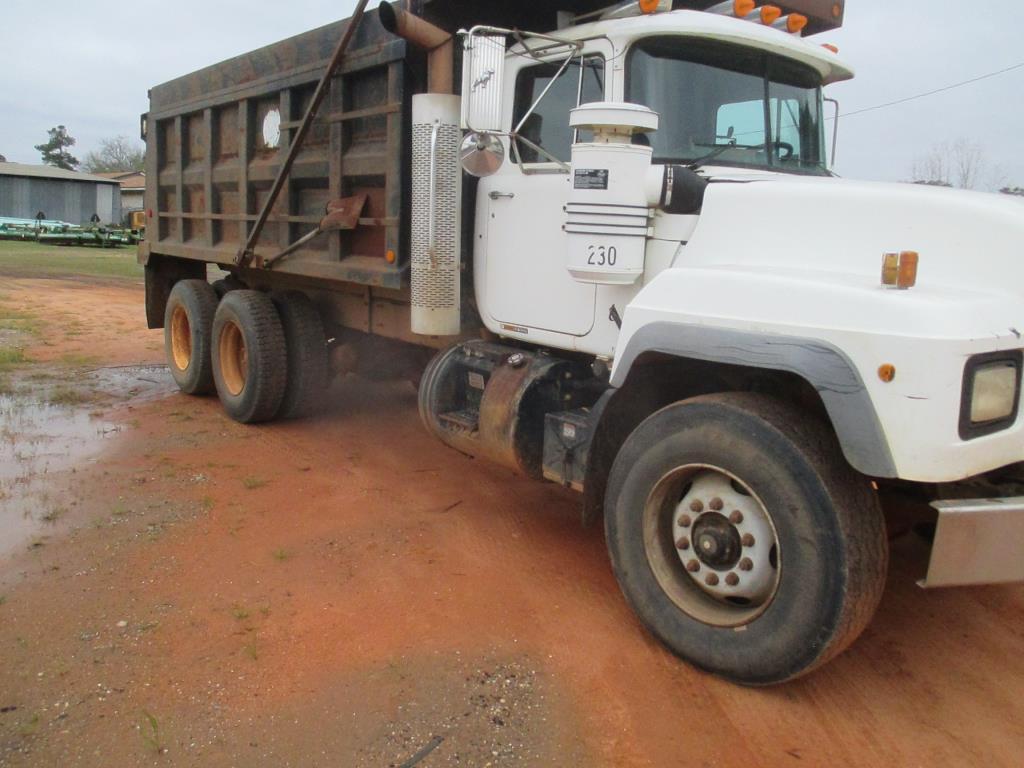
xmin=687 ymin=142 xmax=736 ymax=171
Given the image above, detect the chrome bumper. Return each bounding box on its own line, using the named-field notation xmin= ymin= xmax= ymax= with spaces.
xmin=921 ymin=497 xmax=1024 ymax=588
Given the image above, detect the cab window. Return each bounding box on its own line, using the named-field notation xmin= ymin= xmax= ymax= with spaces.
xmin=512 ymin=56 xmax=605 ymax=163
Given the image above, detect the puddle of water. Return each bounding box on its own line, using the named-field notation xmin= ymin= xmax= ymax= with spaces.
xmin=0 ymin=396 xmax=118 ymax=557
xmin=0 ymin=365 xmax=175 ymax=558
xmin=89 ymin=364 xmax=177 ymax=403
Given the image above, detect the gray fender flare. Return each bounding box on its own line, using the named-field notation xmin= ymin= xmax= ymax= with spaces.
xmin=611 ymin=322 xmax=897 ymax=478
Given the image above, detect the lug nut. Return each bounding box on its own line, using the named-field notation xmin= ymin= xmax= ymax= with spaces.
xmin=725 ymin=573 xmax=740 ymax=587
xmin=689 ymin=500 xmax=704 ymax=514
xmin=710 ymin=497 xmax=724 ymax=511
xmin=739 ymin=558 xmax=754 ymax=572
xmin=686 ymin=559 xmax=701 ymax=573
xmin=676 ymin=537 xmax=691 ymax=551
xmin=705 ymin=573 xmax=720 ymax=587
xmin=729 ymin=510 xmax=744 ymax=525
xmin=677 ymin=514 xmax=692 ymax=529
xmin=742 ymin=533 xmax=756 ymax=548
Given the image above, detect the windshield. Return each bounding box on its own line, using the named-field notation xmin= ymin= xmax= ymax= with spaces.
xmin=626 ymin=37 xmax=828 ymax=174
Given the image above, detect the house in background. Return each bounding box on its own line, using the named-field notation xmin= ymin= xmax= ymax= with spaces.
xmin=96 ymin=171 xmax=145 ymax=223
xmin=0 ymin=162 xmax=122 ymax=224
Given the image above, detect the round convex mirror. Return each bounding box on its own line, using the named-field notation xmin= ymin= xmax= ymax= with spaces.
xmin=460 ymin=132 xmax=505 ymax=178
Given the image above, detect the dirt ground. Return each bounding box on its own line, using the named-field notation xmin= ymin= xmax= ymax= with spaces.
xmin=1 ymin=272 xmax=1023 ymax=767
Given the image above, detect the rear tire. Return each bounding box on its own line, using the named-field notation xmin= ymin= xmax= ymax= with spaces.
xmin=271 ymin=291 xmax=328 ymax=419
xmin=164 ymin=280 xmax=218 ymax=395
xmin=605 ymin=392 xmax=888 ymax=686
xmin=211 ymin=290 xmax=287 ymax=424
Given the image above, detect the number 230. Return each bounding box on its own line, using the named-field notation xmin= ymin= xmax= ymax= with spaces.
xmin=587 ymin=244 xmax=618 ymax=266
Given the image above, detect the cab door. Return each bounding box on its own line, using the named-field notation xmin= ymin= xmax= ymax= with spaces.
xmin=477 ymin=47 xmax=609 ymax=338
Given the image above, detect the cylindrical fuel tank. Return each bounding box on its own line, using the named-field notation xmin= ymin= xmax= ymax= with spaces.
xmin=419 ymin=342 xmax=593 ymax=479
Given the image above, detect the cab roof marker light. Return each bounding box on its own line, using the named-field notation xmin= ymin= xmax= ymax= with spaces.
xmin=772 ymin=13 xmax=809 ymax=34
xmin=757 ymin=5 xmax=783 ymax=25
xmin=707 ymin=0 xmax=756 ymax=18
xmin=590 ymin=0 xmax=669 ymax=22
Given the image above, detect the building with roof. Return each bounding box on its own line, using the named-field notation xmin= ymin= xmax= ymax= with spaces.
xmin=95 ymin=171 xmax=145 ymax=221
xmin=0 ymin=162 xmax=122 ymax=225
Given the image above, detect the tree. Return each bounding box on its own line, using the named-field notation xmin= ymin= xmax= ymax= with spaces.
xmin=82 ymin=136 xmax=145 ymax=174
xmin=910 ymin=138 xmax=987 ymax=190
xmin=1000 ymin=186 xmax=1024 ymax=197
xmin=35 ymin=125 xmax=80 ymax=170
xmin=0 ymin=154 xmax=6 ymax=162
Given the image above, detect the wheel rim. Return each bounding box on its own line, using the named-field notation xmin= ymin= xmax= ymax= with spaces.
xmin=169 ymin=305 xmax=192 ymax=372
xmin=219 ymin=320 xmax=248 ymax=396
xmin=642 ymin=465 xmax=781 ymax=628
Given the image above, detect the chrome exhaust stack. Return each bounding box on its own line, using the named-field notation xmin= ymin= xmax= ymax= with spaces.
xmin=378 ymin=2 xmax=454 ymax=94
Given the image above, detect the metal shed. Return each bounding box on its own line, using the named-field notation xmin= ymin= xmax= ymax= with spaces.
xmin=0 ymin=163 xmax=122 ymax=225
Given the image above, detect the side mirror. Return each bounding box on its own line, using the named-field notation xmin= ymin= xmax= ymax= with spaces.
xmin=461 ymin=32 xmax=506 ymax=133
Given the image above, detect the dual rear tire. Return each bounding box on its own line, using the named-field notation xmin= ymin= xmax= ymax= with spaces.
xmin=163 ymin=282 xmax=327 ymax=423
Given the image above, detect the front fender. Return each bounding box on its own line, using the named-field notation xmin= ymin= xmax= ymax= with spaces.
xmin=612 ymin=321 xmax=897 ymax=478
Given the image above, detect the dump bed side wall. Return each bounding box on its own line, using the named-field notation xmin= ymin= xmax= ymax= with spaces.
xmin=145 ymin=15 xmax=414 ymax=292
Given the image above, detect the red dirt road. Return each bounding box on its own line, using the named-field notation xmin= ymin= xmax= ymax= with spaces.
xmin=1 ymin=276 xmax=1023 ymax=766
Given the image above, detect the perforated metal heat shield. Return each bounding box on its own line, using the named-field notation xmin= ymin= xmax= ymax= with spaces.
xmin=417 ymin=0 xmax=844 ymax=34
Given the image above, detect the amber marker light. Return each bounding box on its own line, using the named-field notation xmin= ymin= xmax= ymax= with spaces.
xmin=822 ymin=43 xmax=840 ymax=53
xmin=897 ymin=251 xmax=919 ymax=289
xmin=386 ymin=249 xmax=397 ymax=264
xmin=878 ymin=365 xmax=897 ymax=384
xmin=638 ymin=0 xmax=660 ymax=13
xmin=787 ymin=13 xmax=808 ymax=33
xmin=760 ymin=5 xmax=782 ymax=24
xmin=881 ymin=251 xmax=919 ymax=289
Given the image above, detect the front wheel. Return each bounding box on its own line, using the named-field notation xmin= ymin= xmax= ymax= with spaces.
xmin=605 ymin=392 xmax=888 ymax=685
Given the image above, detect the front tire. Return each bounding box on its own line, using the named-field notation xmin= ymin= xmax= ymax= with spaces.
xmin=211 ymin=291 xmax=287 ymax=424
xmin=605 ymin=392 xmax=887 ymax=685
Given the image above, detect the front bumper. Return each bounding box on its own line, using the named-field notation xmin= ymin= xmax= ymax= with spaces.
xmin=921 ymin=497 xmax=1024 ymax=587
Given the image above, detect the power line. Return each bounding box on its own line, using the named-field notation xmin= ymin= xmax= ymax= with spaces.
xmin=838 ymin=61 xmax=1024 ymax=119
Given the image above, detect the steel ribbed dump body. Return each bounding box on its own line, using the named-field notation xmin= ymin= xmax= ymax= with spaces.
xmin=144 ymin=14 xmax=413 ymax=291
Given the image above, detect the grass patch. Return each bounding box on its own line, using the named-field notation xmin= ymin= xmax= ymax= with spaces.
xmin=139 ymin=709 xmax=165 ymax=755
xmin=242 ymin=476 xmax=267 ymax=491
xmin=40 ymin=505 xmax=68 ymax=524
xmin=0 ymin=240 xmax=142 ymax=280
xmin=232 ymin=605 xmax=250 ymax=621
xmin=272 ymin=548 xmax=290 ymax=562
xmin=47 ymin=386 xmax=92 ymax=407
xmin=0 ymin=595 xmax=6 ymax=606
xmin=58 ymin=353 xmax=100 ymax=366
xmin=0 ymin=347 xmax=27 ymax=368
xmin=19 ymin=712 xmax=40 ymax=738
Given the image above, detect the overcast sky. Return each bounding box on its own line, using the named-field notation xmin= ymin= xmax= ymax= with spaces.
xmin=0 ymin=1 xmax=1021 ymax=189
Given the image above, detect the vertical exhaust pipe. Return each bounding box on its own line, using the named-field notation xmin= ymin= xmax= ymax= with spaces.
xmin=380 ymin=2 xmax=462 ymax=336
xmin=378 ymin=2 xmax=454 ymax=94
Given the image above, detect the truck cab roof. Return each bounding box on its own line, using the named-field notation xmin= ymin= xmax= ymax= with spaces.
xmin=520 ymin=8 xmax=853 ymax=85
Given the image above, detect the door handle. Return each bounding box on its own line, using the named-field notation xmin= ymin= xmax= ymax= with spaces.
xmin=489 ymin=191 xmax=515 ymax=200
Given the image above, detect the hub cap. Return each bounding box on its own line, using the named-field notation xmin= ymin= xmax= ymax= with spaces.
xmin=643 ymin=466 xmax=781 ymax=627
xmin=170 ymin=305 xmax=192 ymax=372
xmin=219 ymin=320 xmax=248 ymax=396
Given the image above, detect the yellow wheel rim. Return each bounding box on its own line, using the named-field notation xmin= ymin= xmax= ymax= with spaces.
xmin=219 ymin=320 xmax=248 ymax=396
xmin=170 ymin=305 xmax=192 ymax=372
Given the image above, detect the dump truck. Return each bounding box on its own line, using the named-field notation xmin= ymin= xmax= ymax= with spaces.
xmin=140 ymin=0 xmax=1024 ymax=685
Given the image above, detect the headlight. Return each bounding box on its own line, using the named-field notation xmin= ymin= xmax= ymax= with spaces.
xmin=960 ymin=352 xmax=1022 ymax=439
